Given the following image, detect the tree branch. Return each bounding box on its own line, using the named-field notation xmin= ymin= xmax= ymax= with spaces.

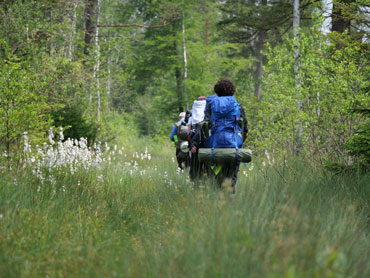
xmin=98 ymin=21 xmax=176 ymax=29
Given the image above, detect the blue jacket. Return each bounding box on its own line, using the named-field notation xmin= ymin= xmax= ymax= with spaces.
xmin=170 ymin=120 xmax=185 ymax=141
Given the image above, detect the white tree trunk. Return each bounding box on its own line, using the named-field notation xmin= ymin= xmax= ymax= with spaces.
xmin=107 ymin=51 xmax=112 ymax=107
xmin=321 ymin=0 xmax=333 ymax=34
xmin=182 ymin=10 xmax=189 ymax=109
xmin=67 ymin=0 xmax=78 ymax=60
xmin=93 ymin=0 xmax=101 ymax=122
xmin=293 ymin=0 xmax=303 ymax=153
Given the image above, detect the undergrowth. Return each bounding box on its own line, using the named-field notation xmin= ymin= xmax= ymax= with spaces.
xmin=0 ymin=139 xmax=369 ymax=278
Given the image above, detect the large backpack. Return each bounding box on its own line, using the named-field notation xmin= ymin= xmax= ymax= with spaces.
xmin=176 ymin=122 xmax=188 ymax=141
xmin=207 ymin=96 xmax=243 ymax=148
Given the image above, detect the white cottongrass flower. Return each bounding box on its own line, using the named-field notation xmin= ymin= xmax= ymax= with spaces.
xmin=262 ymin=161 xmax=266 ymax=167
xmin=59 ymin=128 xmax=64 ymax=141
xmin=48 ymin=129 xmax=55 ymax=145
xmin=0 ymin=214 xmax=3 ymax=220
xmin=249 ymin=164 xmax=254 ymax=171
xmin=24 ymin=131 xmax=103 ymax=184
xmin=23 ymin=132 xmax=31 ymax=154
xmin=164 ymin=171 xmax=168 ymax=183
xmin=265 ymin=150 xmax=270 ymax=161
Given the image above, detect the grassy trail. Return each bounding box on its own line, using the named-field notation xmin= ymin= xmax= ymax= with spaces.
xmin=0 ymin=140 xmax=369 ymax=277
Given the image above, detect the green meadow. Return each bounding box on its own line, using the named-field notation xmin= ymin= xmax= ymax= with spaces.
xmin=0 ymin=140 xmax=368 ymax=278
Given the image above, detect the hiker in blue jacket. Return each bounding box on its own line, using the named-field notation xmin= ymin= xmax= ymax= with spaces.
xmin=190 ymin=79 xmax=248 ymax=193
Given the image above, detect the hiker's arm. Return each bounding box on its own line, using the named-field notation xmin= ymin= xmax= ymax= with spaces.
xmin=189 ymin=126 xmax=201 ymax=153
xmin=170 ymin=124 xmax=177 ymax=141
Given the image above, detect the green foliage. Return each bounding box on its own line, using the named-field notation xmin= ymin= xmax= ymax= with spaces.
xmin=249 ymin=26 xmax=369 ymax=165
xmin=345 ymin=109 xmax=370 ymax=171
xmin=0 ymin=41 xmax=52 ymax=159
xmin=52 ymin=105 xmax=99 ymax=145
xmin=103 ymin=111 xmax=140 ymax=145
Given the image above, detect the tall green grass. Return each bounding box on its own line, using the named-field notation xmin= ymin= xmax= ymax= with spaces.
xmin=0 ymin=140 xmax=369 ymax=277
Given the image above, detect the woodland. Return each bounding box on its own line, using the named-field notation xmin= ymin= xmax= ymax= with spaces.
xmin=0 ymin=1 xmax=369 ymax=277
xmin=0 ymin=0 xmax=369 ymax=169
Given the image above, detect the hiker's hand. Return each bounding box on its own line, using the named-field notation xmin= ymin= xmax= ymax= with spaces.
xmin=243 ymin=133 xmax=248 ymax=142
xmin=190 ymin=146 xmax=197 ymax=153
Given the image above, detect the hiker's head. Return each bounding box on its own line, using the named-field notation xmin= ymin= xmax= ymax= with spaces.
xmin=214 ymin=79 xmax=235 ymax=96
xmin=178 ymin=112 xmax=186 ymax=120
xmin=197 ymin=96 xmax=206 ymax=101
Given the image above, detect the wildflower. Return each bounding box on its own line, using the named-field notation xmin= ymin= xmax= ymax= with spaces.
xmin=0 ymin=214 xmax=3 ymax=220
xmin=59 ymin=128 xmax=64 ymax=141
xmin=249 ymin=164 xmax=254 ymax=171
xmin=148 ymin=154 xmax=151 ymax=160
xmin=98 ymin=174 xmax=104 ymax=182
xmin=23 ymin=132 xmax=31 ymax=154
xmin=265 ymin=150 xmax=270 ymax=161
xmin=164 ymin=171 xmax=168 ymax=183
xmin=262 ymin=161 xmax=266 ymax=167
xmin=37 ymin=186 xmax=41 ymax=193
xmin=48 ymin=129 xmax=55 ymax=145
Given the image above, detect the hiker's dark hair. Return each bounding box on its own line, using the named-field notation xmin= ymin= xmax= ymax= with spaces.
xmin=214 ymin=79 xmax=235 ymax=96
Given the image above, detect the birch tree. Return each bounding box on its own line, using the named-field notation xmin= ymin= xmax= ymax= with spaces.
xmin=293 ymin=0 xmax=303 ymax=152
xmin=94 ymin=0 xmax=102 ymax=122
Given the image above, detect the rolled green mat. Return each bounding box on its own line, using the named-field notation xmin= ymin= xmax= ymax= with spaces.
xmin=198 ymin=148 xmax=252 ymax=163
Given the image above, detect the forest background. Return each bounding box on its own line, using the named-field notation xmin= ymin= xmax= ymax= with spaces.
xmin=0 ymin=0 xmax=369 ymax=170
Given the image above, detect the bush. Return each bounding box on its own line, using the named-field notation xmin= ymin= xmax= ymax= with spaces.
xmin=52 ymin=105 xmax=99 ymax=145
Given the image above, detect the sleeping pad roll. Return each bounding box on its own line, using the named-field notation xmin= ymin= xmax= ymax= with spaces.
xmin=198 ymin=148 xmax=252 ymax=163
